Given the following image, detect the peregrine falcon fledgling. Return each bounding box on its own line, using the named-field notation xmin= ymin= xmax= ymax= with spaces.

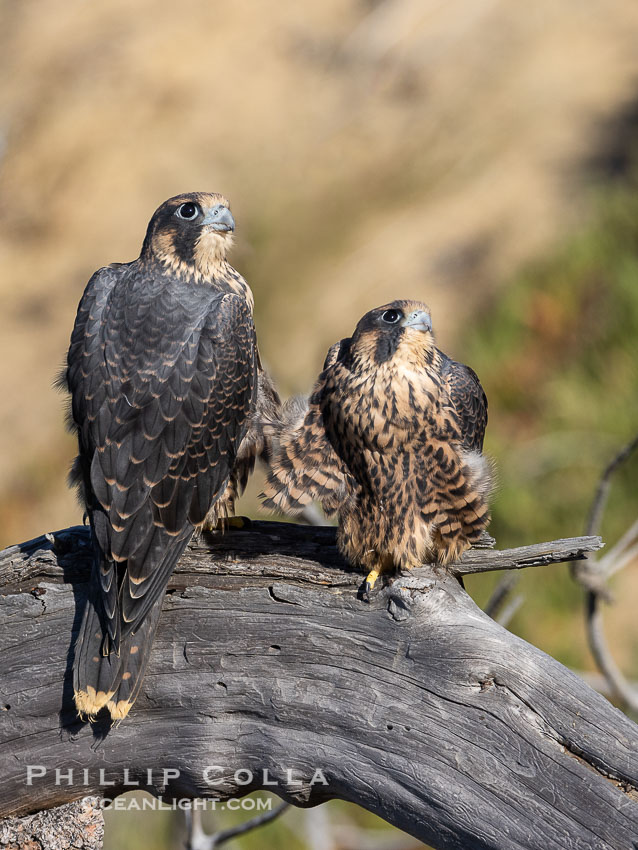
xmin=63 ymin=192 xmax=279 ymax=720
xmin=262 ymin=300 xmax=491 ymax=595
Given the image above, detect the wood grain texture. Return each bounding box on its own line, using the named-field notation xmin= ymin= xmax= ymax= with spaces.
xmin=1 ymin=522 xmax=636 ymax=850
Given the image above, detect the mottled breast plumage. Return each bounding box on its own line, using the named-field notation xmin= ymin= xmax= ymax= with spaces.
xmin=263 ymin=299 xmax=492 ymax=592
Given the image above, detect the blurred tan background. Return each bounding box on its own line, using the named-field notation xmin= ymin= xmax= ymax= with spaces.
xmin=2 ymin=1 xmax=638 ymax=848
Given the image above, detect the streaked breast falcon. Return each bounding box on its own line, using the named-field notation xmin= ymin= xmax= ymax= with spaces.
xmin=262 ymin=300 xmax=492 ymax=596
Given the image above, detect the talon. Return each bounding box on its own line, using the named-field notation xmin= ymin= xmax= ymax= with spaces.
xmin=358 ymin=568 xmax=379 ymax=603
xmin=366 ymin=568 xmax=380 ymax=590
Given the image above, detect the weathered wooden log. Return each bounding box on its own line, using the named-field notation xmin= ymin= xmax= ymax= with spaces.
xmin=1 ymin=522 xmax=637 ymax=850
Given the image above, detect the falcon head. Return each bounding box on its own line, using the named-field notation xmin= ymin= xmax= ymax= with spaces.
xmin=142 ymin=192 xmax=235 ymax=278
xmin=351 ymin=300 xmax=434 ymax=366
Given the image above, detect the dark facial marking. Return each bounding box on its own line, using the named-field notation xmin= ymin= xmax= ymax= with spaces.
xmin=375 ymin=322 xmax=408 ymax=364
xmin=142 ymin=196 xmax=209 ymax=265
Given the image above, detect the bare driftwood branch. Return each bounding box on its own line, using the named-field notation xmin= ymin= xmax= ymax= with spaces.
xmin=572 ymin=433 xmax=638 ymax=713
xmin=0 ymin=524 xmax=602 ymax=594
xmin=452 ymin=535 xmax=602 ymax=575
xmin=1 ymin=521 xmax=637 ymax=850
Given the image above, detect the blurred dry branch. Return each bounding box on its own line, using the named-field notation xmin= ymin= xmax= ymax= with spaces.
xmin=483 ymin=571 xmax=521 ymax=621
xmin=575 ymin=671 xmax=638 ymax=701
xmin=184 ymin=801 xmax=290 ymax=850
xmin=572 ymin=433 xmax=638 ymax=713
xmin=302 ymin=805 xmax=421 ymax=850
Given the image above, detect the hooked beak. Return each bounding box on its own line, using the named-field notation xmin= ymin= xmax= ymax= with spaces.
xmin=204 ymin=204 xmax=235 ymax=233
xmin=402 ymin=309 xmax=432 ymax=333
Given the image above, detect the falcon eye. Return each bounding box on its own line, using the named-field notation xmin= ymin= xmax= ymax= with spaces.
xmin=175 ymin=202 xmax=199 ymax=221
xmin=381 ymin=309 xmax=402 ymax=324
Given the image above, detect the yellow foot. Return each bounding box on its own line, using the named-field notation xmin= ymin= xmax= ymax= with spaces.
xmin=217 ymin=515 xmax=250 ymax=531
xmin=358 ymin=568 xmax=380 ymax=603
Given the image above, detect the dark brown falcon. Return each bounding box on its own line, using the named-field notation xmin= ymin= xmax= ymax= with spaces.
xmin=262 ymin=300 xmax=491 ymax=595
xmin=63 ymin=192 xmax=279 ymax=720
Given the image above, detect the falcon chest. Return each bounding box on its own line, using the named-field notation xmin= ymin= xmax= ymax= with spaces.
xmin=330 ymin=350 xmax=442 ymax=455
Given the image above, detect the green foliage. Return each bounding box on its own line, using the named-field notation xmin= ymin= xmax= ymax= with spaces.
xmin=461 ymin=184 xmax=638 ymax=663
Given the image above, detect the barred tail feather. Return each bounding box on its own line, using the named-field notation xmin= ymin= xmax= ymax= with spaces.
xmin=73 ymin=591 xmax=164 ymax=721
xmin=261 ymin=395 xmax=350 ymax=517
